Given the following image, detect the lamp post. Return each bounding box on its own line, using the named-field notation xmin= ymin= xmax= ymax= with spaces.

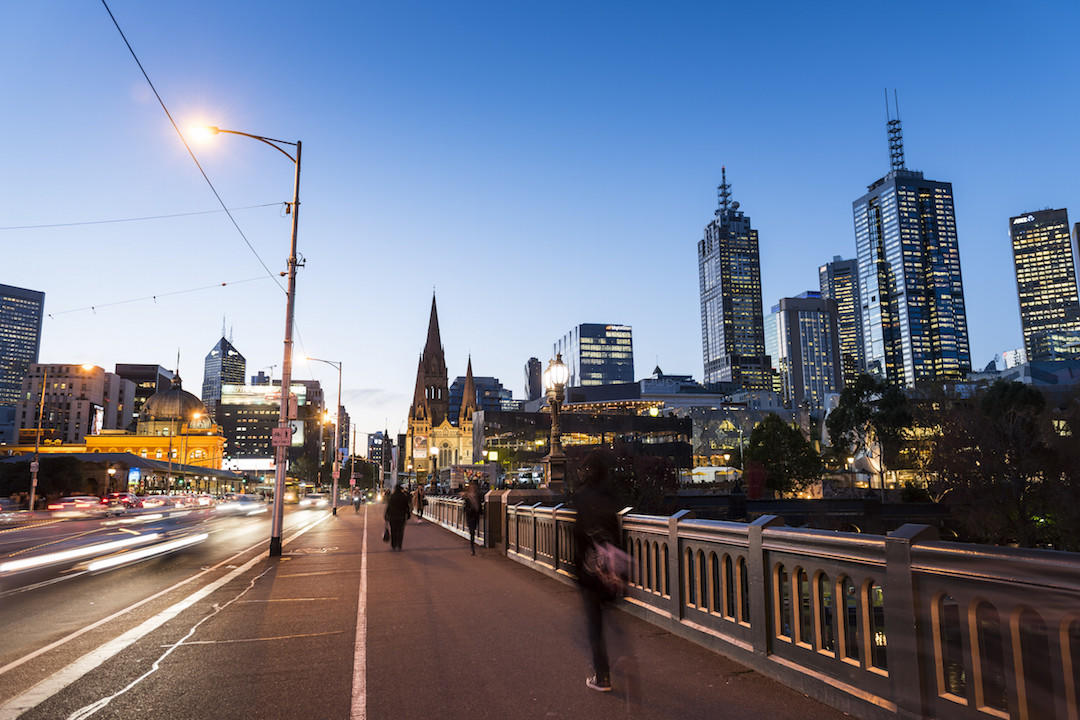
xmin=846 ymin=456 xmax=855 ymax=494
xmin=28 ymin=367 xmax=48 ymax=513
xmin=107 ymin=466 xmax=117 ymax=494
xmin=541 ymin=354 xmax=569 ymax=491
xmin=200 ymin=125 xmax=301 ymax=558
xmin=306 ymin=357 xmax=342 ymax=515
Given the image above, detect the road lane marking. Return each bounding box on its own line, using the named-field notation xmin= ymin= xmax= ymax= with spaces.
xmin=2 ymin=527 xmax=109 ymax=557
xmin=276 ymin=569 xmax=361 ymax=578
xmin=0 ymin=512 xmax=330 ymax=720
xmin=162 ymin=630 xmax=344 ymax=646
xmin=351 ymin=505 xmax=368 ymax=720
xmin=0 ymin=513 xmax=322 ymax=680
xmin=0 ymin=572 xmax=88 ymax=600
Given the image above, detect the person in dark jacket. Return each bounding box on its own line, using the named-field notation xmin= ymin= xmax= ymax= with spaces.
xmin=573 ymin=452 xmax=623 ymax=693
xmin=384 ymin=484 xmax=411 ymax=550
xmin=463 ymin=481 xmax=482 ymax=555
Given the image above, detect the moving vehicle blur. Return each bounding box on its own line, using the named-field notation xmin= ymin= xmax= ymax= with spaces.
xmin=47 ymin=496 xmax=106 ymax=517
xmin=298 ymin=493 xmax=329 ymax=508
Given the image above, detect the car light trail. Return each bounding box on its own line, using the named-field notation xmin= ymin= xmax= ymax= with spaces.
xmin=102 ymin=514 xmax=165 ymax=526
xmin=86 ymin=533 xmax=209 ymax=572
xmin=0 ymin=533 xmax=161 ymax=573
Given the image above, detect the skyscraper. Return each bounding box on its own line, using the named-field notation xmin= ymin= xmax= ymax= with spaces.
xmin=698 ymin=168 xmax=771 ymax=389
xmin=201 ymin=337 xmax=246 ymax=413
xmin=852 ymin=103 xmax=970 ymax=385
xmin=114 ymin=364 xmax=175 ymax=424
xmin=0 ymin=283 xmax=45 ymax=408
xmin=554 ymin=324 xmax=634 ymax=387
xmin=1009 ymin=209 xmax=1080 ymax=361
xmin=769 ymin=292 xmax=843 ymax=410
xmin=524 ymin=357 xmax=542 ymax=401
xmin=819 ymin=256 xmax=865 ymax=385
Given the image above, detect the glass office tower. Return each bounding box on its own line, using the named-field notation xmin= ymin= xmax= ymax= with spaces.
xmin=819 ymin=256 xmax=864 ymax=385
xmin=201 ymin=337 xmax=247 ymax=412
xmin=554 ymin=324 xmax=634 ymax=387
xmin=0 ymin=283 xmax=45 ymax=407
xmin=698 ymin=169 xmax=771 ymax=389
xmin=772 ymin=292 xmax=843 ymax=410
xmin=852 ymin=122 xmax=970 ymax=385
xmin=1009 ymin=209 xmax=1080 ymax=361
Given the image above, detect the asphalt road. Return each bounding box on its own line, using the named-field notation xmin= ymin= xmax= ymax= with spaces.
xmin=0 ymin=506 xmax=848 ymax=720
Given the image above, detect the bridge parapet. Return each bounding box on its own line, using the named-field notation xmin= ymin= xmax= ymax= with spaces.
xmin=421 ymin=499 xmax=1080 ymax=720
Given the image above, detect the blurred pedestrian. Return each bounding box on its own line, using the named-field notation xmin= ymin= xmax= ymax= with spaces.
xmin=573 ymin=452 xmax=628 ymax=693
xmin=463 ymin=481 xmax=482 ymax=555
xmin=384 ymin=484 xmax=411 ymax=550
xmin=415 ymin=485 xmax=426 ymax=521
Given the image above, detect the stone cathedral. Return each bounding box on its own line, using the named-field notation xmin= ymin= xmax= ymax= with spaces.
xmin=405 ymin=295 xmax=477 ymax=482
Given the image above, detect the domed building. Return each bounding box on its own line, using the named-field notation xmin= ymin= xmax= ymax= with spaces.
xmin=85 ymin=373 xmax=225 ymax=473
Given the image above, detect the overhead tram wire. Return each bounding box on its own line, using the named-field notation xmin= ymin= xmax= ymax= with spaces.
xmin=0 ymin=202 xmax=282 ymax=231
xmin=45 ymin=276 xmax=272 ymax=319
xmin=100 ymin=0 xmax=285 ymax=294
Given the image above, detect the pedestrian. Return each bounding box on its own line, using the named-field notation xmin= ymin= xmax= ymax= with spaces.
xmin=384 ymin=484 xmax=411 ymax=550
xmin=573 ymin=452 xmax=627 ymax=693
xmin=463 ymin=481 xmax=482 ymax=555
xmin=415 ymin=485 xmax=426 ymax=521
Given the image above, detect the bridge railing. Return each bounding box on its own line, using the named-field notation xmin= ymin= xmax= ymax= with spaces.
xmin=494 ymin=502 xmax=1080 ymax=720
xmin=425 ymin=495 xmax=483 ymax=543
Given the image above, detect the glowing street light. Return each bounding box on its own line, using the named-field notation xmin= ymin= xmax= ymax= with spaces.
xmin=542 ymin=353 xmax=569 ymax=490
xmin=307 ymin=356 xmax=343 ymax=516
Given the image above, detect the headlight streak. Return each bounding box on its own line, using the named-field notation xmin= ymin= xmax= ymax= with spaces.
xmin=0 ymin=533 xmax=162 ymax=574
xmin=102 ymin=513 xmax=165 ymax=527
xmin=86 ymin=533 xmax=209 ymax=572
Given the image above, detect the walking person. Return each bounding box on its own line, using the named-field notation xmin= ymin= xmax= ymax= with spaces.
xmin=384 ymin=484 xmax=411 ymax=550
xmin=463 ymin=481 xmax=482 ymax=555
xmin=573 ymin=453 xmax=627 ymax=693
xmin=415 ymin=485 xmax=426 ymax=521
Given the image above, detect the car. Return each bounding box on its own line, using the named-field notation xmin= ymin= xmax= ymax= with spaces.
xmin=101 ymin=492 xmax=143 ymax=513
xmin=140 ymin=495 xmax=172 ymax=509
xmin=216 ymin=493 xmax=265 ymax=515
xmin=298 ymin=493 xmax=329 ymax=508
xmin=47 ymin=496 xmax=106 ymax=517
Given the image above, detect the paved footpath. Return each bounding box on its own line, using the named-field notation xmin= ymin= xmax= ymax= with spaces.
xmin=4 ymin=507 xmax=848 ymax=719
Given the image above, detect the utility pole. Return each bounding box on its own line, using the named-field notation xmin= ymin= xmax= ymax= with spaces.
xmin=28 ymin=367 xmax=47 ymax=512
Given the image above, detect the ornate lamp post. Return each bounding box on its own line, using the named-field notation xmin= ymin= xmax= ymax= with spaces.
xmin=541 ymin=354 xmax=569 ymax=491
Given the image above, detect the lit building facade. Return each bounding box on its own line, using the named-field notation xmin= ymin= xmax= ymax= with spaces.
xmin=449 ymin=373 xmax=513 ymax=420
xmin=769 ymin=292 xmax=843 ymax=411
xmin=853 ymin=116 xmax=970 ymax=385
xmin=524 ymin=357 xmax=542 ymax=401
xmin=1009 ymin=209 xmax=1080 ymax=361
xmin=698 ymin=169 xmax=771 ymax=389
xmin=201 ymin=336 xmax=246 ymax=414
xmin=0 ymin=283 xmax=45 ymax=408
xmin=818 ymin=256 xmax=864 ymax=384
xmin=15 ymin=364 xmax=134 ymax=444
xmin=554 ymin=324 xmax=634 ymax=387
xmin=114 ymin=364 xmax=175 ymax=425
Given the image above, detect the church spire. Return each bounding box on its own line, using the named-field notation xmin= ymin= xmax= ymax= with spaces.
xmin=459 ymin=355 xmax=477 ymax=426
xmin=424 ymin=293 xmax=443 ymax=360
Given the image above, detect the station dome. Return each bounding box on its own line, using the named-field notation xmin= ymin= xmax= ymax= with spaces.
xmin=141 ymin=375 xmax=211 ymax=427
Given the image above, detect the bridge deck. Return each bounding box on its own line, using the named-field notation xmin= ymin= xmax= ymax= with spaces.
xmin=367 ymin=510 xmax=845 ymax=720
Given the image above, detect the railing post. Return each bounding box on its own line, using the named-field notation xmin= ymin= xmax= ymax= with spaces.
xmin=747 ymin=514 xmax=784 ymax=656
xmin=668 ymin=509 xmax=694 ymax=619
xmin=551 ymin=504 xmax=564 ymax=572
xmin=531 ymin=502 xmax=542 ymax=561
xmin=885 ymin=523 xmax=937 ymax=720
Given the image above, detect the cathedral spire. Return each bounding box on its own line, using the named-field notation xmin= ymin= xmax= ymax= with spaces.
xmin=459 ymin=355 xmax=477 ymax=426
xmin=425 ymin=293 xmax=443 ymax=359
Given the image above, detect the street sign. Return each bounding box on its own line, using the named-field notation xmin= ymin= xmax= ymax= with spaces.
xmin=349 ymin=478 xmax=356 ymax=487
xmin=271 ymin=427 xmax=291 ymax=448
xmin=29 ymin=461 xmax=39 ymax=473
xmin=332 ymin=469 xmax=340 ymax=480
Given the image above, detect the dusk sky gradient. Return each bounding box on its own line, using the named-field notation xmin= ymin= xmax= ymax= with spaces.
xmin=3 ymin=1 xmax=1078 ymax=448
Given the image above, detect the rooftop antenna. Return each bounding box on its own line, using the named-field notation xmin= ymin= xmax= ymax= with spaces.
xmin=716 ymin=166 xmax=732 ymax=217
xmin=175 ymin=348 xmax=181 ymax=378
xmin=885 ymin=88 xmax=906 ymax=171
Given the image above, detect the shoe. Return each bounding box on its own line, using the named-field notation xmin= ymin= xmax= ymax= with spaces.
xmin=586 ymin=675 xmax=612 ymax=693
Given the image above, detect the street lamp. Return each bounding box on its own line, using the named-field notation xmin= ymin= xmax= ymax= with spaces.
xmin=201 ymin=125 xmax=301 ymax=558
xmin=306 ymin=357 xmax=343 ymax=515
xmin=541 ymin=353 xmax=569 ymax=491
xmin=846 ymin=456 xmax=855 ymax=493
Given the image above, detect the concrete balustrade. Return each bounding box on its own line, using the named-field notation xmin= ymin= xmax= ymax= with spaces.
xmin=423 ymin=496 xmax=1080 ymax=720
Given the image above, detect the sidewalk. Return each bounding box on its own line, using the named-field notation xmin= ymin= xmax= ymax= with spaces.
xmin=366 ymin=512 xmax=846 ymax=720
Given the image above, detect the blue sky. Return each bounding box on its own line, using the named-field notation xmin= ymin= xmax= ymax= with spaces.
xmin=3 ymin=1 xmax=1078 ymax=446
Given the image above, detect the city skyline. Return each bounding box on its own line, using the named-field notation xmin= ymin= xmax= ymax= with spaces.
xmin=3 ymin=2 xmax=1078 ymax=437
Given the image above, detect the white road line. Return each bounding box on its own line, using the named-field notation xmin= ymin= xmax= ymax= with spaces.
xmin=351 ymin=505 xmax=368 ymax=720
xmin=0 ymin=512 xmax=331 ymax=720
xmin=235 ymin=597 xmax=339 ymax=603
xmin=0 ymin=572 xmax=88 ymax=600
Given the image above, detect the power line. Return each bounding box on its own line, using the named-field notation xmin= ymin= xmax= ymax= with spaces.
xmin=0 ymin=202 xmax=283 ymax=231
xmin=100 ymin=0 xmax=285 ymax=293
xmin=46 ymin=276 xmax=272 ymax=319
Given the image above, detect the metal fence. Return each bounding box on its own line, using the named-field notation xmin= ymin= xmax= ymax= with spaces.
xmin=492 ymin=502 xmax=1080 ymax=720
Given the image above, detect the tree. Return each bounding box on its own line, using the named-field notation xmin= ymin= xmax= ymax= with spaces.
xmin=827 ymin=374 xmax=912 ymax=481
xmin=745 ymin=413 xmax=822 ymax=497
xmin=925 ymin=381 xmax=1057 ymax=547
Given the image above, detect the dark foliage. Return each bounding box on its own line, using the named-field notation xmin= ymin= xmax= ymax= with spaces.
xmin=745 ymin=413 xmax=822 ymax=497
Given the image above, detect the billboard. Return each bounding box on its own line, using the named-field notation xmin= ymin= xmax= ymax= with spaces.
xmin=289 ymin=420 xmax=305 ymax=447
